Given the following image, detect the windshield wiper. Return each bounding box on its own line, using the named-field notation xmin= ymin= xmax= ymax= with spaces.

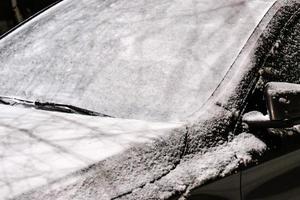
xmin=0 ymin=96 xmax=113 ymax=117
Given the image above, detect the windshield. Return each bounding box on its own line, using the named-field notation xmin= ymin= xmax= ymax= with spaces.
xmin=0 ymin=0 xmax=275 ymax=121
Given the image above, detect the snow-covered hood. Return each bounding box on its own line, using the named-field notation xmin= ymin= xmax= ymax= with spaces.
xmin=0 ymin=104 xmax=267 ymax=200
xmin=0 ymin=104 xmax=183 ymax=199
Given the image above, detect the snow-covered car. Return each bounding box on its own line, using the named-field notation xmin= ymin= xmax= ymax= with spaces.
xmin=0 ymin=0 xmax=299 ymax=199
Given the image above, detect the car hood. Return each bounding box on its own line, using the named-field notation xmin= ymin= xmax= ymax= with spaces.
xmin=0 ymin=103 xmax=267 ymax=200
xmin=0 ymin=104 xmax=183 ymax=198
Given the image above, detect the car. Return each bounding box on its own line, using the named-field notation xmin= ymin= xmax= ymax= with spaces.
xmin=0 ymin=0 xmax=299 ymax=199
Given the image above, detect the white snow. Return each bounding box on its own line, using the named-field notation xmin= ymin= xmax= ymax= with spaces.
xmin=266 ymin=82 xmax=300 ymax=95
xmin=181 ymin=133 xmax=266 ymax=197
xmin=182 ymin=133 xmax=266 ymax=193
xmin=0 ymin=104 xmax=182 ymax=199
xmin=9 ymin=130 xmax=267 ymax=200
xmin=0 ymin=0 xmax=278 ymax=199
xmin=80 ymin=132 xmax=266 ymax=200
xmin=0 ymin=0 xmax=275 ymax=122
xmin=243 ymin=111 xmax=270 ymax=122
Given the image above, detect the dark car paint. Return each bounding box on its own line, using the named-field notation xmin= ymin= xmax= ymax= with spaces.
xmin=242 ymin=139 xmax=300 ymax=200
xmin=189 ymin=172 xmax=240 ymax=200
xmin=187 ymin=1 xmax=300 ymax=199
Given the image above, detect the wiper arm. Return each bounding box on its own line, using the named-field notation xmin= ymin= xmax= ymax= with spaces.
xmin=34 ymin=101 xmax=112 ymax=117
xmin=0 ymin=96 xmax=112 ymax=117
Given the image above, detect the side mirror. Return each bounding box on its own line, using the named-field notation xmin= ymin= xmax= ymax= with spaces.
xmin=266 ymin=82 xmax=300 ymax=121
xmin=243 ymin=82 xmax=300 ymax=128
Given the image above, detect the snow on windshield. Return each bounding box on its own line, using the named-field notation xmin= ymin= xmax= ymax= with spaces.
xmin=0 ymin=0 xmax=274 ymax=121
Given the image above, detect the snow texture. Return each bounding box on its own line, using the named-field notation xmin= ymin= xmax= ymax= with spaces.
xmin=16 ymin=133 xmax=266 ymax=200
xmin=0 ymin=0 xmax=280 ymax=199
xmin=116 ymin=133 xmax=266 ymax=200
xmin=12 ymin=101 xmax=267 ymax=200
xmin=0 ymin=0 xmax=275 ymax=122
xmin=267 ymin=82 xmax=300 ymax=95
xmin=0 ymin=104 xmax=183 ymax=199
xmin=243 ymin=111 xmax=270 ymax=121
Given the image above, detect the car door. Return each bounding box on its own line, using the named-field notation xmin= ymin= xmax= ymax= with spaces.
xmin=241 ymin=3 xmax=300 ymax=200
xmin=241 ymin=135 xmax=300 ymax=200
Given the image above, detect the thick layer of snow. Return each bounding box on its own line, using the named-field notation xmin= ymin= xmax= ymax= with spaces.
xmin=16 ymin=132 xmax=266 ymax=200
xmin=122 ymin=133 xmax=266 ymax=200
xmin=0 ymin=104 xmax=182 ymax=199
xmin=266 ymin=82 xmax=300 ymax=95
xmin=0 ymin=0 xmax=275 ymax=121
xmin=243 ymin=111 xmax=270 ymax=122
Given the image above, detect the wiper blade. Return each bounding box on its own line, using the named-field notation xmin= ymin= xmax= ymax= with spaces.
xmin=34 ymin=101 xmax=112 ymax=117
xmin=0 ymin=96 xmax=112 ymax=117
